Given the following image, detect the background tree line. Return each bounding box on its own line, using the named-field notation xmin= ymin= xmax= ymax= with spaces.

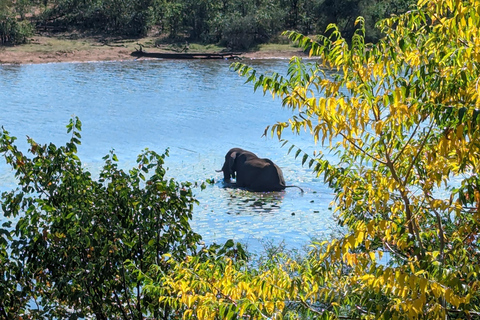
xmin=1 ymin=0 xmax=413 ymax=48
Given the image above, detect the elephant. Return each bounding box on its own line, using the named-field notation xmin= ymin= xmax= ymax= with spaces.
xmin=217 ymin=148 xmax=303 ymax=192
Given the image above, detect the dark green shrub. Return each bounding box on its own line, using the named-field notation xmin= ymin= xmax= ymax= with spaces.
xmin=220 ymin=13 xmax=257 ymax=49
xmin=0 ymin=10 xmax=33 ymax=44
xmin=0 ymin=117 xmax=201 ymax=319
xmin=37 ymin=0 xmax=156 ymax=36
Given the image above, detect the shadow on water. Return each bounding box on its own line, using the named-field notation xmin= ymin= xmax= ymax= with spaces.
xmin=222 ymin=187 xmax=285 ymax=215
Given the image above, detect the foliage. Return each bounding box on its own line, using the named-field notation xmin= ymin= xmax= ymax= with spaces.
xmin=9 ymin=0 xmax=414 ymax=48
xmin=213 ymin=0 xmax=286 ymax=49
xmin=36 ymin=0 xmax=157 ymax=36
xmin=0 ymin=2 xmax=34 ymax=44
xmin=141 ymin=0 xmax=480 ymax=318
xmin=0 ymin=117 xmax=201 ymax=319
xmin=298 ymin=0 xmax=413 ymax=43
xmin=140 ymin=239 xmax=292 ymax=319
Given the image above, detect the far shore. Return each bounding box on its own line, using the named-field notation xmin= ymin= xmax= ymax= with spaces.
xmin=0 ymin=34 xmax=309 ymax=65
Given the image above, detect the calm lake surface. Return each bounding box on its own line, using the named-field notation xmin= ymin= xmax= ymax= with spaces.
xmin=0 ymin=59 xmax=337 ymax=251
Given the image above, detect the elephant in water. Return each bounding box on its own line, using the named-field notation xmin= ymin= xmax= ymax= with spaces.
xmin=217 ymin=148 xmax=303 ymax=192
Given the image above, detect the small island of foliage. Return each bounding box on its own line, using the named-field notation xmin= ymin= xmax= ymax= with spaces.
xmin=2 ymin=0 xmax=480 ymax=319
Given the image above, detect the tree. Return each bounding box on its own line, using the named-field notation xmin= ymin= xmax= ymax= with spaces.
xmin=0 ymin=117 xmax=201 ymax=319
xmin=215 ymin=0 xmax=286 ymax=49
xmin=142 ymin=0 xmax=480 ymax=318
xmin=0 ymin=0 xmax=33 ymax=44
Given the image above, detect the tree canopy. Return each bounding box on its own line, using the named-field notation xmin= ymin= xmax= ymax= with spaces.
xmin=0 ymin=0 xmax=412 ymax=47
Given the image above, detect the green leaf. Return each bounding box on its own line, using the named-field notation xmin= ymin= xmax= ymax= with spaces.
xmin=302 ymin=153 xmax=308 ymax=165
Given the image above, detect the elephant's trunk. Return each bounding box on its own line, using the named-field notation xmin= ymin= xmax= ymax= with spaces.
xmin=216 ymin=169 xmax=232 ymax=183
xmin=223 ymin=172 xmax=232 ymax=183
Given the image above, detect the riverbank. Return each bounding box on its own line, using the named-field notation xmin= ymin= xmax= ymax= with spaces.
xmin=0 ymin=34 xmax=308 ymax=65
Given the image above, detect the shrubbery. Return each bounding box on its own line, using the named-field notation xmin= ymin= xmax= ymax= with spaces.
xmin=1 ymin=0 xmax=413 ymax=48
xmin=0 ymin=10 xmax=33 ymax=44
xmin=0 ymin=117 xmax=202 ymax=318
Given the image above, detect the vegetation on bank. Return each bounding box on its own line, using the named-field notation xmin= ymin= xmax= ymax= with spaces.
xmin=2 ymin=0 xmax=480 ymax=319
xmin=0 ymin=0 xmax=413 ymax=48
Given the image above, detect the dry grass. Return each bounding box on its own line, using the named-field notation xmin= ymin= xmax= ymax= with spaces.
xmin=0 ymin=33 xmax=307 ymax=64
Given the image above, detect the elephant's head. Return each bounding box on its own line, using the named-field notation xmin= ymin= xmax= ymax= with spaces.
xmin=222 ymin=149 xmax=238 ymax=183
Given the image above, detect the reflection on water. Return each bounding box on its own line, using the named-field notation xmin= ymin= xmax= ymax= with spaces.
xmin=0 ymin=59 xmax=335 ymax=251
xmin=224 ymin=189 xmax=285 ymax=215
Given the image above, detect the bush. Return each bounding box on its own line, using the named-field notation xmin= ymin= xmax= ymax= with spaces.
xmin=0 ymin=10 xmax=33 ymax=44
xmin=37 ymin=0 xmax=156 ymax=36
xmin=220 ymin=13 xmax=257 ymax=50
xmin=0 ymin=117 xmax=201 ymax=319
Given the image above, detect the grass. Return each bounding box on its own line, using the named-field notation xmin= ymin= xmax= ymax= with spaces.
xmin=250 ymin=42 xmax=303 ymax=52
xmin=3 ymin=32 xmax=303 ymax=54
xmin=4 ymin=35 xmax=146 ymax=53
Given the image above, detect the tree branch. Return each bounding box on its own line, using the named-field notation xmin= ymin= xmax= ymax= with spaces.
xmin=384 ymin=149 xmax=426 ymax=260
xmin=339 ymin=132 xmax=388 ymax=165
xmin=403 ymin=120 xmax=434 ymax=186
xmin=382 ymin=240 xmax=410 ymax=261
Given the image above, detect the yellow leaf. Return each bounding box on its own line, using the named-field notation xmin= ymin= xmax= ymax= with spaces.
xmin=184 ymin=309 xmax=193 ymax=319
xmin=412 ymin=297 xmax=424 ymax=315
xmin=265 ymin=301 xmax=275 ymax=314
xmin=419 ymin=277 xmax=428 ymax=294
xmin=276 ymin=300 xmax=285 ymax=312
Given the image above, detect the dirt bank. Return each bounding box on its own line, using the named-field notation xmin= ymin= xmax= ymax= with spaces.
xmin=0 ymin=35 xmax=307 ymax=65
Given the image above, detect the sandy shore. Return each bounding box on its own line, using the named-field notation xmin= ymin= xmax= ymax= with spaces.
xmin=0 ymin=35 xmax=307 ymax=65
xmin=1 ymin=46 xmax=133 ymax=64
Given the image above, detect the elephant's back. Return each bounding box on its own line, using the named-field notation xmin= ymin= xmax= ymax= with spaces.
xmin=249 ymin=158 xmax=286 ymax=190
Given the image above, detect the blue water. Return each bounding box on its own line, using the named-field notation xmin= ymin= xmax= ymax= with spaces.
xmin=0 ymin=59 xmax=336 ymax=251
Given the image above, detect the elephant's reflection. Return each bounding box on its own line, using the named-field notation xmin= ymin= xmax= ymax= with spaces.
xmin=224 ymin=188 xmax=285 ymax=215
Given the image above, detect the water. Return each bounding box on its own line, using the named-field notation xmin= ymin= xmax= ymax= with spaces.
xmin=0 ymin=59 xmax=337 ymax=251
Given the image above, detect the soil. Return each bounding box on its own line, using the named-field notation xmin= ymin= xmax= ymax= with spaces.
xmin=0 ymin=35 xmax=308 ymax=65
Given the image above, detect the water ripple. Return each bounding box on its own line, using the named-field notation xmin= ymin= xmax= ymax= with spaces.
xmin=1 ymin=59 xmax=334 ymax=252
